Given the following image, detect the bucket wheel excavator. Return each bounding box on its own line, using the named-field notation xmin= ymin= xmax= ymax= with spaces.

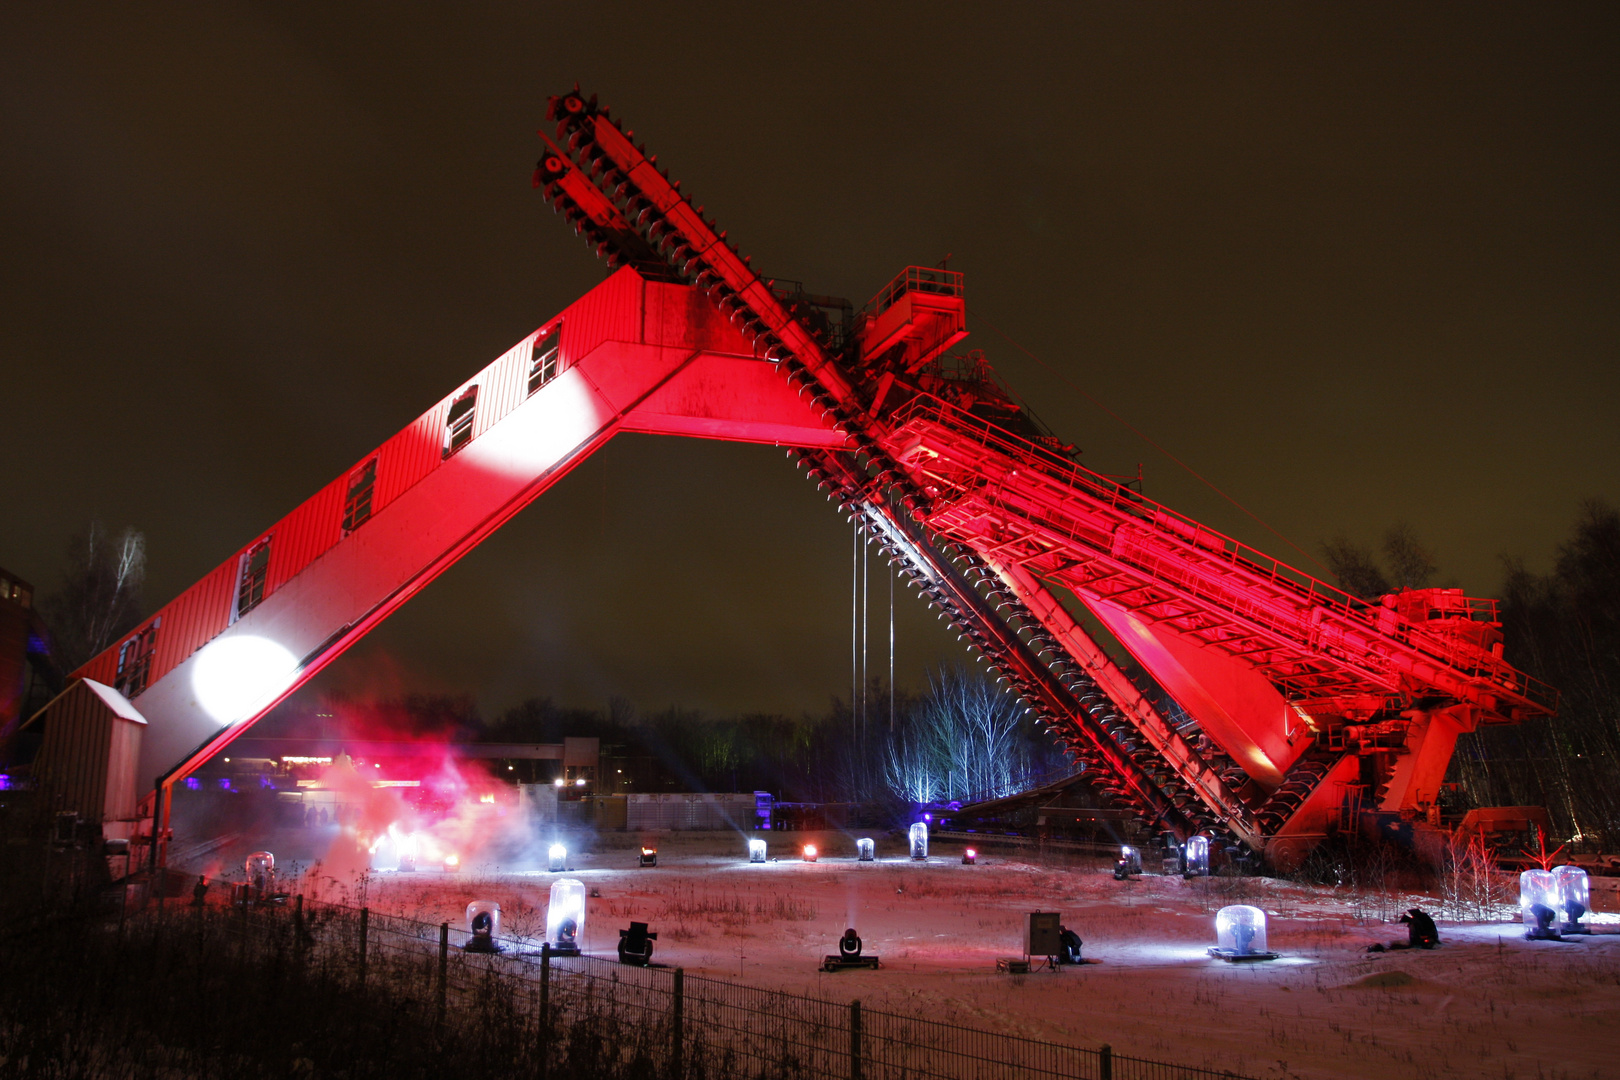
xmin=26 ymin=88 xmax=1555 ymax=871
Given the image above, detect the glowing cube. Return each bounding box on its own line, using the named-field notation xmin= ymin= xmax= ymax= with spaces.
xmin=1184 ymin=835 xmax=1210 ymax=877
xmin=909 ymin=822 xmax=928 ymax=860
xmin=1213 ymin=904 xmax=1269 ymax=957
xmin=803 ymin=844 xmax=818 ymax=863
xmin=548 ymin=843 xmax=567 ymax=872
xmin=1520 ymin=868 xmax=1560 ymax=938
xmin=748 ymin=837 xmax=767 ymax=863
xmin=1553 ymin=865 xmax=1591 ymax=933
xmin=856 ymin=837 xmax=875 ymax=861
xmin=546 ymin=878 xmax=587 ymax=954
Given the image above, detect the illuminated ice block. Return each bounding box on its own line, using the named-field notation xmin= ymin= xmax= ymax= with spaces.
xmin=748 ymin=837 xmax=767 ymax=863
xmin=466 ymin=900 xmax=501 ymax=941
xmin=245 ymin=851 xmax=275 ymax=896
xmin=546 ymin=878 xmax=587 ymax=954
xmin=1553 ymin=865 xmax=1590 ymax=933
xmin=909 ymin=822 xmax=928 ymax=860
xmin=1184 ymin=835 xmax=1210 ymax=877
xmin=1213 ymin=904 xmax=1269 ymax=957
xmin=1520 ymin=869 xmax=1560 ymax=939
xmin=856 ymin=837 xmax=875 ymax=861
xmin=802 ymin=844 xmax=818 ymax=862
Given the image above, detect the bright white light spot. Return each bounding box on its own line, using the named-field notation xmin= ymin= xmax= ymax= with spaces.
xmin=549 ymin=844 xmax=567 ymax=861
xmin=192 ymin=636 xmax=298 ymax=725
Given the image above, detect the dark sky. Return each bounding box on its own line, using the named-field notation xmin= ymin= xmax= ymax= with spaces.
xmin=3 ymin=4 xmax=1616 ymax=722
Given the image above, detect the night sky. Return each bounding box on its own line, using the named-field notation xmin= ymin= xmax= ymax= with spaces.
xmin=3 ymin=5 xmax=1615 ymax=722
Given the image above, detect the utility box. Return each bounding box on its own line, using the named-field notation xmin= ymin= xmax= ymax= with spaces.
xmin=1026 ymin=911 xmax=1062 ymax=958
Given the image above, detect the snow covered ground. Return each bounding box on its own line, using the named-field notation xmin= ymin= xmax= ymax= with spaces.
xmin=238 ymin=829 xmax=1618 ymax=1080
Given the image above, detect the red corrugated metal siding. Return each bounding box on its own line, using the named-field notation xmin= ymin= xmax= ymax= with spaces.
xmin=73 ymin=268 xmax=646 ymax=699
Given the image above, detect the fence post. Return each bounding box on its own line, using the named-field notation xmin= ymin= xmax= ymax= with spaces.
xmin=358 ymin=907 xmax=369 ymax=992
xmin=437 ymin=922 xmax=449 ymax=1030
xmin=1099 ymin=1043 xmax=1112 ymax=1080
xmin=538 ymin=943 xmax=551 ymax=1080
xmin=850 ymin=999 xmax=861 ymax=1080
xmin=670 ymin=967 xmax=684 ymax=1079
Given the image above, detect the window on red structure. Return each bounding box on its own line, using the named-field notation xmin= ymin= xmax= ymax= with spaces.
xmin=443 ymin=387 xmax=478 ymax=458
xmin=115 ymin=620 xmax=159 ymax=698
xmin=234 ymin=538 xmax=271 ymax=621
xmin=527 ymin=325 xmax=561 ymax=395
xmin=343 ymin=458 xmax=378 ymax=535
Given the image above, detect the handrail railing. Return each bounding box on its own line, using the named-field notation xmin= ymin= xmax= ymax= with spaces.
xmin=864 ymin=265 xmax=964 ymax=317
xmin=884 ymin=393 xmax=1558 ymax=714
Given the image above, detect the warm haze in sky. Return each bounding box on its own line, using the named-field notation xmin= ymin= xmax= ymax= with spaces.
xmin=2 ymin=4 xmax=1615 ymax=719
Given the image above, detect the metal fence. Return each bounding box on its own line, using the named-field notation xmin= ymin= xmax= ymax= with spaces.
xmin=144 ymin=891 xmax=1252 ymax=1080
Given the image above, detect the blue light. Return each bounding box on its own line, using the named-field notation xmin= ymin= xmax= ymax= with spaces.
xmin=218 ymin=778 xmax=231 ymax=790
xmin=185 ymin=777 xmax=201 ymax=791
xmin=0 ymin=774 xmax=10 ymax=791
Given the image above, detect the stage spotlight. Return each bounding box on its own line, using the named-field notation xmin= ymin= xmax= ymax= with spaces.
xmin=803 ymin=844 xmax=818 ymax=863
xmin=748 ymin=837 xmax=767 ymax=863
xmin=909 ymin=822 xmax=928 ymax=860
xmin=1209 ymin=905 xmax=1278 ymax=961
xmin=464 ymin=901 xmax=502 ymax=954
xmin=1114 ymin=845 xmax=1141 ymax=880
xmin=822 ymin=926 xmax=880 ymax=971
xmin=617 ymin=920 xmax=657 ymax=966
xmin=962 ymin=848 xmax=977 ymax=865
xmin=638 ymin=846 xmax=657 ymax=868
xmin=856 ymin=837 xmax=875 ymax=861
xmin=1521 ymin=870 xmax=1561 ymax=940
xmin=1553 ymin=865 xmax=1591 ymax=935
xmin=549 ymin=843 xmax=568 ymax=872
xmin=245 ymin=851 xmax=275 ymax=902
xmin=1183 ymin=835 xmax=1210 ymax=878
xmin=546 ymin=878 xmax=587 ymax=956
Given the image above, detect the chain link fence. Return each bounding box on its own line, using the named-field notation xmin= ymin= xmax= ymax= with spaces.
xmin=135 ymin=889 xmax=1252 ymax=1080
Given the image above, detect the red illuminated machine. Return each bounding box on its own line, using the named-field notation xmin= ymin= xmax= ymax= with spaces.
xmin=28 ymin=89 xmax=1555 ymax=869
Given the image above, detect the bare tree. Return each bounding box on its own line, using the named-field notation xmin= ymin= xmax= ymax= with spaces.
xmin=883 ymin=666 xmax=1049 ymax=804
xmin=1382 ymin=521 xmax=1438 ymax=590
xmin=1320 ymin=534 xmax=1391 ymax=599
xmin=40 ymin=522 xmax=146 ymax=671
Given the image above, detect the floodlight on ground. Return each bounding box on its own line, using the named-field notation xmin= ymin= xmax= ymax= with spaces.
xmin=748 ymin=837 xmax=766 ymax=863
xmin=1209 ymin=904 xmax=1278 ymax=961
xmin=909 ymin=822 xmax=928 ymax=860
xmin=1183 ymin=835 xmax=1210 ymax=878
xmin=962 ymin=847 xmax=977 ymax=865
xmin=1115 ymin=844 xmax=1142 ymax=880
xmin=444 ymin=853 xmax=460 ymax=871
xmin=856 ymin=837 xmax=875 ymax=861
xmin=803 ymin=844 xmax=818 ymax=862
xmin=617 ymin=921 xmax=657 ymax=966
xmin=245 ymin=851 xmax=275 ymax=900
xmin=822 ymin=926 xmax=880 ymax=971
xmin=398 ymin=832 xmax=417 ymax=873
xmin=1553 ymin=865 xmax=1590 ymax=934
xmin=548 ymin=843 xmax=567 ymax=872
xmin=1521 ymin=869 xmax=1561 ymax=940
xmin=546 ymin=878 xmax=587 ymax=955
xmin=464 ymin=901 xmax=502 ymax=954
xmin=638 ymin=845 xmax=657 ymax=867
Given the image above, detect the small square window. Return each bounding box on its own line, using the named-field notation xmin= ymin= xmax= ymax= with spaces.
xmin=444 ymin=387 xmax=478 ymax=459
xmin=115 ymin=622 xmax=159 ymax=698
xmin=527 ymin=326 xmax=561 ymax=396
xmin=343 ymin=458 xmax=378 ymax=534
xmin=235 ymin=538 xmax=271 ymax=620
